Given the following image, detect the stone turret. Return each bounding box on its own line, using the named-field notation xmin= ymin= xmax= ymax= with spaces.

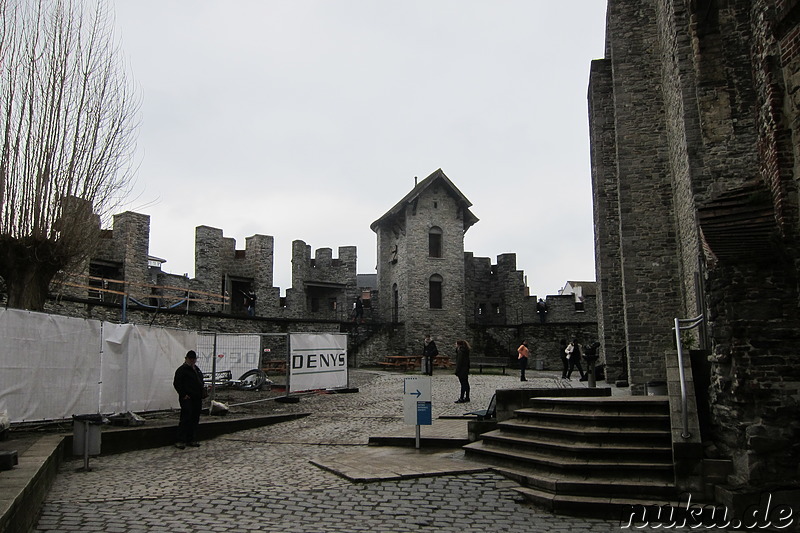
xmin=371 ymin=169 xmax=478 ymax=354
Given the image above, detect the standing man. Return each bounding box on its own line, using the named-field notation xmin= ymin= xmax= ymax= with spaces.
xmin=423 ymin=335 xmax=438 ymax=376
xmin=517 ymin=340 xmax=530 ymax=382
xmin=245 ymin=290 xmax=257 ymax=317
xmin=173 ymin=350 xmax=205 ymax=449
xmin=536 ymin=298 xmax=548 ymax=323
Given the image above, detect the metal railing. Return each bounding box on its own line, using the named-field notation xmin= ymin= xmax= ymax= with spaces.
xmin=673 ymin=315 xmax=704 ymax=439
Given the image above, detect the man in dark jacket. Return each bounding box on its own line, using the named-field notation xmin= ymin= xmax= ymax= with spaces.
xmin=173 ymin=350 xmax=205 ymax=449
xmin=423 ymin=335 xmax=439 ymax=376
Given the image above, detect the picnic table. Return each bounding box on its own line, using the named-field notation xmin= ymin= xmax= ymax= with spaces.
xmin=433 ymin=355 xmax=453 ymax=368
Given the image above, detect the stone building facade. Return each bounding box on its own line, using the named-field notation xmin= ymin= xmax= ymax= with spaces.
xmin=590 ymin=0 xmax=799 ymax=493
xmin=370 ymin=170 xmax=476 ymax=355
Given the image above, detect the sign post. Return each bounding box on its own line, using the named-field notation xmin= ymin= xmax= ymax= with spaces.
xmin=403 ymin=376 xmax=432 ymax=449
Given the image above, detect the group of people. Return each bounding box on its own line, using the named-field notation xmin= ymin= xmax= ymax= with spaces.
xmin=428 ymin=334 xmax=597 ymax=406
xmin=422 ymin=335 xmax=472 ymax=404
xmin=174 ymin=335 xmax=597 ymax=449
xmin=560 ymin=339 xmax=589 ymax=382
xmin=518 ymin=338 xmax=590 ymax=382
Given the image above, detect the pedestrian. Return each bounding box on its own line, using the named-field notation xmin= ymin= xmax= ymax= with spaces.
xmin=173 ymin=350 xmax=205 ymax=449
xmin=517 ymin=340 xmax=530 ymax=381
xmin=353 ymin=296 xmax=364 ymax=323
xmin=241 ymin=289 xmax=257 ymax=317
xmin=565 ymin=339 xmax=588 ymax=381
xmin=584 ymin=341 xmax=601 ymax=386
xmin=454 ymin=340 xmax=471 ymax=403
xmin=559 ymin=338 xmax=569 ymax=380
xmin=423 ymin=334 xmax=438 ymax=376
xmin=536 ymin=298 xmax=548 ymax=323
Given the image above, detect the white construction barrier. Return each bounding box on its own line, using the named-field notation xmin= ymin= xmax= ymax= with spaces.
xmin=0 ymin=308 xmax=196 ymax=423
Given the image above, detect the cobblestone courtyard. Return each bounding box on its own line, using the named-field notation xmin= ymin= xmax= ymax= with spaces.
xmin=33 ymin=370 xmax=626 ymax=532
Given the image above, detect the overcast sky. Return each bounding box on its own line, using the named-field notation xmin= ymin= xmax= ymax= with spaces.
xmin=112 ymin=1 xmax=608 ymax=298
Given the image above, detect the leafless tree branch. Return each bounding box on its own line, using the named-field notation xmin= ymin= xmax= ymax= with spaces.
xmin=0 ymin=0 xmax=140 ymax=309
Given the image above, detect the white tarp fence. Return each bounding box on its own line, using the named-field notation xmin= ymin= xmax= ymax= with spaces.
xmin=288 ymin=333 xmax=348 ymax=393
xmin=0 ymin=308 xmax=196 ymax=423
xmin=197 ymin=333 xmax=262 ymax=380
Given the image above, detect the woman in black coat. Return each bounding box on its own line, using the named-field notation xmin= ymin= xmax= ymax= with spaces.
xmin=454 ymin=340 xmax=471 ymax=403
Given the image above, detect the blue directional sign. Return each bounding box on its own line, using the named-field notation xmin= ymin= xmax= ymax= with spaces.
xmin=403 ymin=377 xmax=432 ymax=426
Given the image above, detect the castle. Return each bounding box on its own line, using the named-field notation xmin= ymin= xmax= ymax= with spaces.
xmin=47 ymin=168 xmax=597 ymax=365
xmin=591 ymin=0 xmax=799 ymax=496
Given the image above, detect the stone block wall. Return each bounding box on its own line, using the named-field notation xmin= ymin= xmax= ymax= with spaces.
xmin=113 ymin=212 xmax=151 ymax=294
xmin=56 ymin=211 xmax=151 ymax=303
xmin=589 ymin=57 xmax=627 ymax=384
xmin=373 ymin=221 xmax=405 ymax=324
xmin=603 ymin=0 xmax=683 ymax=394
xmin=286 ymin=240 xmax=358 ymax=321
xmin=464 ymin=252 xmax=534 ymax=324
xmin=193 ymin=226 xmax=277 ymax=315
xmin=593 ymin=0 xmax=800 ymax=492
xmin=401 ymin=184 xmax=467 ymax=355
xmin=193 ymin=225 xmax=229 ymax=310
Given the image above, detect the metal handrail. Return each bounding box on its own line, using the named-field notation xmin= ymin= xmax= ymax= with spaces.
xmin=673 ymin=315 xmax=704 ymax=439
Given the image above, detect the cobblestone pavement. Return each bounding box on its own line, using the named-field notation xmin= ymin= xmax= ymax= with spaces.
xmin=33 ymin=371 xmax=627 ymax=532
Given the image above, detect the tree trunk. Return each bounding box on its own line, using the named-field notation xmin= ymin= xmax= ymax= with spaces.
xmin=0 ymin=237 xmax=62 ymax=311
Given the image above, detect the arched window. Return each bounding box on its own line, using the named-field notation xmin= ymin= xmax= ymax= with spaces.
xmin=429 ymin=226 xmax=443 ymax=258
xmin=429 ymin=274 xmax=443 ymax=309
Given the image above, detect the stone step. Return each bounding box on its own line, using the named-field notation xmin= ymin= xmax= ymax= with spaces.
xmin=492 ymin=465 xmax=676 ymax=500
xmin=526 ymin=396 xmax=670 ymax=415
xmin=511 ymin=485 xmax=688 ymax=520
xmin=513 ymin=409 xmax=671 ymax=430
xmin=463 ymin=440 xmax=674 ymax=480
xmin=497 ymin=419 xmax=671 ymax=446
xmin=478 ymin=429 xmax=673 ymax=462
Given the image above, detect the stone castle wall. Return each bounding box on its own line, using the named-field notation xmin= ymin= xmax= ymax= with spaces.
xmin=592 ymin=0 xmax=800 ymax=491
xmin=286 ymin=241 xmax=358 ymax=321
xmin=44 ymin=178 xmax=598 ymax=373
xmin=588 ymin=58 xmax=627 ymax=384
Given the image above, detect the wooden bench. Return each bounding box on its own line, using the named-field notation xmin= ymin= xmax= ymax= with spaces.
xmin=471 ymin=357 xmax=510 ymax=374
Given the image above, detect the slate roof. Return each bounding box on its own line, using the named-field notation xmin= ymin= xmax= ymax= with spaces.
xmin=370 ymin=168 xmax=479 ymax=233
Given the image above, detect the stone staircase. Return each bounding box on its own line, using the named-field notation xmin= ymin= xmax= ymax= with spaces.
xmin=463 ymin=396 xmax=678 ymax=519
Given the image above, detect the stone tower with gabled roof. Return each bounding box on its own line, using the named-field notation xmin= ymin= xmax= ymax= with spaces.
xmin=370 ymin=169 xmax=479 ymax=355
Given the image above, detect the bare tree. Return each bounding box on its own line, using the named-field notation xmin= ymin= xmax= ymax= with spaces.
xmin=0 ymin=0 xmax=139 ymax=310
